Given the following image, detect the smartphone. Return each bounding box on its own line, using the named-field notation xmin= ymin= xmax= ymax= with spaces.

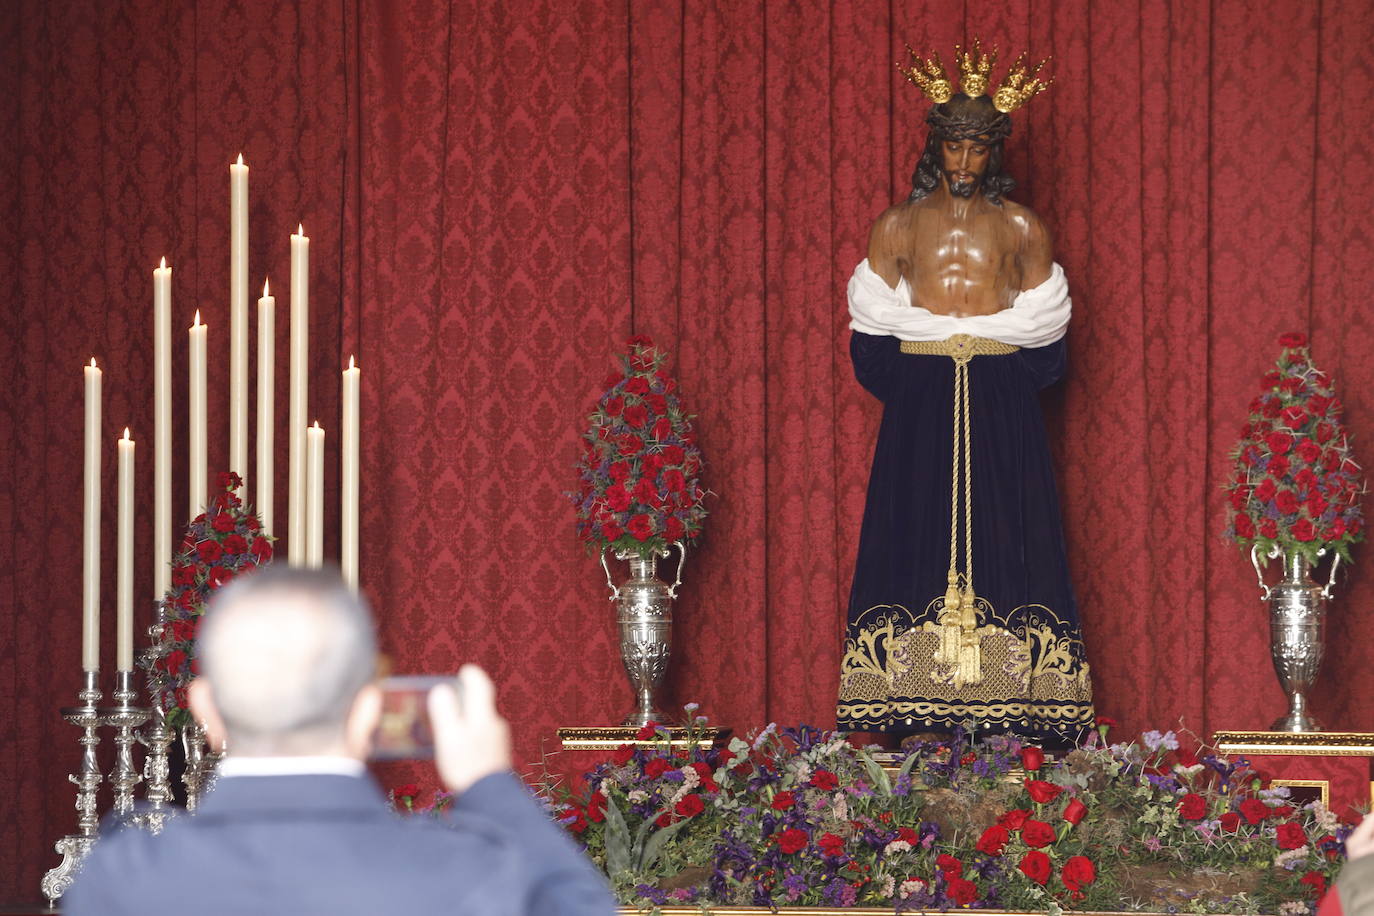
xmin=370 ymin=675 xmax=454 ymax=760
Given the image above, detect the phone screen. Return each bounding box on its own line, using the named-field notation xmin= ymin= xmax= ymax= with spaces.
xmin=370 ymin=675 xmax=452 ymax=760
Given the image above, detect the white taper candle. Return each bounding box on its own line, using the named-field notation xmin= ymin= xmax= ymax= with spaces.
xmin=229 ymin=154 xmax=249 ymax=489
xmin=82 ymin=358 xmax=102 ymax=672
xmin=153 ymin=258 xmax=172 ymax=599
xmin=341 ymin=356 xmax=360 ymax=591
xmin=117 ymin=429 xmax=135 ymax=671
xmin=288 ymin=225 xmax=309 ymax=565
xmin=189 ymin=311 xmax=208 ymax=519
xmin=306 ymin=421 xmax=324 ymax=569
xmin=257 ymin=278 xmax=275 ymax=534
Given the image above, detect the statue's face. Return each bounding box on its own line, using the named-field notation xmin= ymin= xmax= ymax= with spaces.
xmin=940 ymin=137 xmax=991 ymax=198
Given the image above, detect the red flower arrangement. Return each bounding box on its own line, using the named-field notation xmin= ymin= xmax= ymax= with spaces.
xmin=141 ymin=471 xmax=274 ymax=728
xmin=571 ymin=335 xmax=708 ymax=559
xmin=1225 ymin=332 xmax=1364 ymax=564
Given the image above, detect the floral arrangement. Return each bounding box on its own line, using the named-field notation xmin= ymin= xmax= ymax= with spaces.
xmin=141 ymin=471 xmax=273 ymax=728
xmin=570 ymin=335 xmax=707 ymax=559
xmin=546 ymin=709 xmax=1348 ymax=912
xmin=1225 ymin=332 xmax=1364 ymax=565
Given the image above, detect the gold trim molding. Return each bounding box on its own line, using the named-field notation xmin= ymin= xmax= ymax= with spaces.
xmin=557 ymin=726 xmax=728 ymax=752
xmin=620 ymin=908 xmax=1256 ymax=916
xmin=1212 ymin=730 xmax=1374 ymax=757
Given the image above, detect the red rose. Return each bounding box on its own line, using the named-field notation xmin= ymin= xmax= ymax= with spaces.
xmin=222 ymin=533 xmax=248 ymax=555
xmin=1266 ymin=431 xmax=1293 ymax=455
xmin=1292 ymin=518 xmax=1317 ymax=542
xmin=664 ymin=517 xmax=685 ymax=542
xmin=604 ymin=396 xmax=625 ymax=417
xmin=998 ymin=808 xmax=1031 ymax=831
xmin=1234 ymin=515 xmax=1255 ymax=539
xmin=1025 ymin=780 xmax=1063 ymax=805
xmin=1302 ymin=870 xmax=1327 ymax=896
xmin=626 ymin=514 xmax=654 ymax=541
xmin=675 ymin=794 xmax=704 ymax=818
xmin=207 ymin=567 xmax=234 ymax=589
xmin=810 ymin=770 xmax=838 ymax=791
xmin=771 ymin=790 xmax=796 ymax=810
xmin=1021 ymin=819 xmax=1055 ymax=848
xmin=1061 ymin=855 xmax=1096 ymax=895
xmin=1178 ymin=793 xmax=1207 ymax=820
xmin=394 ymin=783 xmax=419 ymax=799
xmin=197 ymin=540 xmax=223 ymax=563
xmin=1276 ymin=821 xmax=1307 ymax=850
xmin=1018 ymin=850 xmax=1051 ymax=885
xmin=818 ymin=832 xmax=846 ymax=857
xmin=625 ymin=376 xmax=650 ymax=395
xmin=1268 ymin=455 xmax=1291 ymax=479
xmin=976 ymin=824 xmax=1009 ymax=855
xmin=1255 ymin=478 xmax=1277 ymax=502
xmin=1275 ymin=489 xmax=1300 ymax=515
xmin=608 ymin=461 xmax=631 ymax=482
xmin=936 ymin=853 xmax=962 ymax=878
xmin=644 ymin=758 xmax=671 ymax=779
xmin=1019 ymin=747 xmax=1045 ymax=772
xmin=1279 ymin=332 xmax=1308 ymax=348
xmin=212 ymin=511 xmax=236 ymax=533
xmin=776 ymin=828 xmax=807 ymax=854
xmin=1063 ymin=797 xmax=1088 ymax=825
xmin=1259 ymin=519 xmax=1279 ymax=539
xmin=1240 ymin=798 xmax=1269 ymax=824
xmin=586 ymin=792 xmax=607 ymax=823
xmin=652 ymin=417 xmax=672 ymax=441
xmin=1220 ymin=811 xmax=1241 ymax=832
xmin=617 ymin=434 xmax=644 ymax=456
xmin=611 ymin=743 xmax=636 ymax=766
xmin=947 ymin=877 xmax=978 ymax=905
xmin=623 ymin=404 xmax=649 ymax=428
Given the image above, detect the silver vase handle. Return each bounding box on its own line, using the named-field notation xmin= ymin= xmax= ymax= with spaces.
xmin=1250 ymin=543 xmax=1277 ymax=601
xmin=666 ymin=542 xmax=687 ymax=600
xmin=1322 ymin=551 xmax=1343 ymax=600
xmin=599 ymin=546 xmax=620 ymax=602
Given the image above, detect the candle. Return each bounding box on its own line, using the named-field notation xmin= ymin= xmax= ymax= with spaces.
xmin=229 ymin=154 xmax=249 ymax=488
xmin=82 ymin=358 xmax=101 ymax=672
xmin=117 ymin=429 xmax=135 ymax=671
xmin=189 ymin=310 xmax=207 ymax=519
xmin=153 ymin=258 xmax=172 ymax=599
xmin=341 ymin=356 xmax=360 ymax=591
xmin=288 ymin=225 xmax=309 ymax=565
xmin=306 ymin=421 xmax=324 ymax=569
xmin=257 ymin=278 xmax=275 ymax=535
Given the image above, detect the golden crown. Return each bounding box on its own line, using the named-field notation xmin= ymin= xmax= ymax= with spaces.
xmin=898 ymin=39 xmax=1052 ymax=113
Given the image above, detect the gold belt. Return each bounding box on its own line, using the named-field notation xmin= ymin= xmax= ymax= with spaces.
xmin=899 ymin=334 xmax=1019 ymax=358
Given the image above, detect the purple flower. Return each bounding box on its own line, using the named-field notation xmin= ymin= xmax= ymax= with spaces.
xmin=782 ymin=873 xmax=807 ymax=902
xmin=822 ymin=877 xmax=858 ymax=907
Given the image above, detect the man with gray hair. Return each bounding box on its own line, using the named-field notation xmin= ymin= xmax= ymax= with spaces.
xmin=66 ymin=566 xmax=614 ymax=915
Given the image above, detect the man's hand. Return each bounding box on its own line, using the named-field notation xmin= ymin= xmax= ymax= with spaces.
xmin=428 ymin=664 xmax=513 ymax=794
xmin=1347 ymin=812 xmax=1374 ymax=861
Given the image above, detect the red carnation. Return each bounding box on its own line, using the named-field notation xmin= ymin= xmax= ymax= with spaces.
xmin=216 ymin=470 xmax=242 ymax=490
xmin=644 ymin=758 xmax=671 ymax=779
xmin=1259 ymin=519 xmax=1279 ymax=538
xmin=1276 ymin=821 xmax=1307 ymax=850
xmin=1240 ymin=798 xmax=1269 ymax=824
xmin=1266 ymin=431 xmax=1294 ymax=455
xmin=197 ymin=540 xmax=223 ymax=563
xmin=652 ymin=417 xmax=672 ymax=441
xmin=1234 ymin=515 xmax=1255 ymax=539
xmin=674 ymin=794 xmax=704 ymax=818
xmin=1275 ymin=489 xmax=1299 ymax=515
xmin=1296 ymin=438 xmax=1322 ymax=462
xmin=771 ymin=790 xmax=796 ymax=810
xmin=626 ymin=514 xmax=654 ymax=541
xmin=566 ymin=809 xmax=588 ymax=834
xmin=250 ymin=537 xmax=273 ymax=562
xmin=662 ymin=468 xmax=687 ymax=493
xmin=632 ymin=477 xmax=659 ymax=506
xmin=600 ymin=521 xmax=623 ymax=542
xmin=1279 ymin=332 xmax=1308 ymax=348
xmin=608 ymin=461 xmax=631 ymax=482
xmin=1178 ymin=793 xmax=1207 ymax=820
xmin=936 ymin=853 xmax=962 ymax=879
xmin=617 ymin=434 xmax=644 ymax=457
xmin=1255 ymin=478 xmax=1277 ymax=501
xmin=625 ymin=376 xmax=650 ymax=395
xmin=394 ymin=783 xmax=419 ymax=799
xmin=623 ymin=404 xmax=649 ymax=428
xmin=172 ymin=564 xmax=196 ymax=586
xmin=818 ymin=832 xmax=845 ymax=857
xmin=976 ymin=824 xmax=1009 ymax=856
xmin=586 ymin=792 xmax=607 ymax=823
xmin=165 ymin=649 xmax=187 ymax=677
xmin=611 ymin=743 xmax=636 ymax=766
xmin=661 ymin=445 xmax=686 ymax=465
xmin=1021 ymin=819 xmax=1055 ymax=848
xmin=1282 ymin=406 xmax=1309 ymax=430
xmin=605 ymin=484 xmax=631 ymax=512
xmin=776 ymin=828 xmax=807 ymax=854
xmin=1220 ymin=811 xmax=1241 ymax=832
xmin=664 ymin=517 xmax=685 ymax=542
xmin=998 ymin=808 xmax=1031 ymax=831
xmin=647 ymin=394 xmax=668 ymax=414
xmin=1025 ymin=780 xmax=1062 ymax=805
xmin=897 ymin=826 xmax=920 ymax=844
xmin=810 ymin=770 xmax=838 ymax=791
xmin=212 ymin=511 xmax=236 ymax=533
xmin=1061 ymin=855 xmax=1097 ymax=896
xmin=604 ymin=395 xmax=625 ymax=417
xmin=1302 ymin=871 xmax=1327 ymax=896
xmin=1269 ymin=455 xmax=1291 ymax=479
xmin=207 ymin=567 xmax=234 ymax=589
xmin=947 ymin=878 xmax=978 ymax=905
xmin=1292 ymin=518 xmax=1317 ymax=542
xmin=1018 ymin=850 xmax=1051 ymax=885
xmin=222 ymin=533 xmax=248 ymax=555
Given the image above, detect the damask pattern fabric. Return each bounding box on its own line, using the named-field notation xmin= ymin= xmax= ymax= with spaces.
xmin=5 ymin=0 xmax=1374 ymax=904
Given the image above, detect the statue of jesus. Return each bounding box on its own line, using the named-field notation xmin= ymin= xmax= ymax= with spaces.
xmin=836 ymin=42 xmax=1095 ymax=745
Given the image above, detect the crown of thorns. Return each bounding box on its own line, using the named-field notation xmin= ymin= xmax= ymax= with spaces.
xmin=898 ymin=38 xmax=1052 ymax=114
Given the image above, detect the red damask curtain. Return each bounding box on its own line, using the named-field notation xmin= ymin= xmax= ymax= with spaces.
xmin=4 ymin=0 xmax=1374 ymax=903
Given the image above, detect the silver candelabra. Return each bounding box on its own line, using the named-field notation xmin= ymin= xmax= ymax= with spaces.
xmin=41 ymin=670 xmax=104 ymax=905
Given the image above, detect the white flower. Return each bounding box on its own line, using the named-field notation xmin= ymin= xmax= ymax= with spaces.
xmin=878 ymin=875 xmax=895 ymax=898
xmin=680 ymin=766 xmax=700 ymax=789
xmin=627 ymin=789 xmax=648 ymax=803
xmin=683 ymin=702 xmax=700 ymax=712
xmin=884 ymin=839 xmax=914 ymax=855
xmin=1273 ymin=848 xmax=1308 ymax=871
xmin=899 ymin=878 xmax=926 ymax=899
xmin=1279 ymin=902 xmax=1310 ymax=916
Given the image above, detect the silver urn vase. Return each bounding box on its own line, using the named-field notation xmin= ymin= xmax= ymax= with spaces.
xmin=601 ymin=544 xmax=686 ymax=727
xmin=1251 ymin=545 xmax=1341 ymax=732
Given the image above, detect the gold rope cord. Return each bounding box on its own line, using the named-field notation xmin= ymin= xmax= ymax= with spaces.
xmin=900 ymin=335 xmax=1019 ymax=688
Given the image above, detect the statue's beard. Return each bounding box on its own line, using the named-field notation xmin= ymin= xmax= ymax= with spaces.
xmin=945 ymin=171 xmax=980 ymax=198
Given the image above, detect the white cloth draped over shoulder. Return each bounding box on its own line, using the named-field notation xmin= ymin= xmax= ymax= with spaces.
xmin=846 ymin=258 xmax=1072 ymax=348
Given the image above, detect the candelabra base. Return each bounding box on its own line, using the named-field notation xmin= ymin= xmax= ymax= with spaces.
xmin=40 ymin=834 xmax=96 ymax=906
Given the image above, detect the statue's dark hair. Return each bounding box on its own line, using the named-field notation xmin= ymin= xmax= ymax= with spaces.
xmin=908 ymin=94 xmax=1017 ymax=205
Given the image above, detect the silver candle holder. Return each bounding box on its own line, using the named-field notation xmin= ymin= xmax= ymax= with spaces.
xmin=134 ymin=610 xmax=175 ymax=832
xmin=41 ymin=670 xmax=104 ymax=905
xmin=100 ymin=670 xmax=150 ymax=816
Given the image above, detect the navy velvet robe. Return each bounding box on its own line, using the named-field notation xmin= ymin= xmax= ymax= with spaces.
xmin=836 ymin=331 xmax=1095 ymax=745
